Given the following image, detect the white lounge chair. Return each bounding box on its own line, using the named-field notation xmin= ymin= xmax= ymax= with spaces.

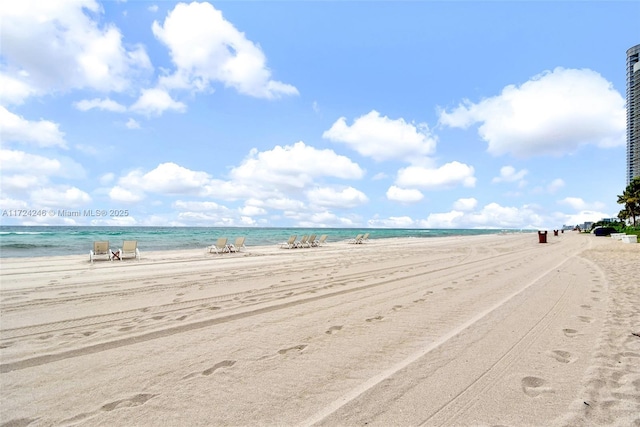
xmin=295 ymin=235 xmax=309 ymax=248
xmin=360 ymin=233 xmax=370 ymax=243
xmin=349 ymin=234 xmax=363 ymax=244
xmin=306 ymin=234 xmax=317 ymax=248
xmin=280 ymin=235 xmax=297 ymax=249
xmin=228 ymin=237 xmax=246 ymax=252
xmin=207 ymin=237 xmax=229 ymax=254
xmin=118 ymin=240 xmax=140 ymax=261
xmin=90 ymin=241 xmax=112 ymax=263
xmin=313 ymin=234 xmax=328 ymax=246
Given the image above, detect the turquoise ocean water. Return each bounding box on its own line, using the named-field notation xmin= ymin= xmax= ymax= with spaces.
xmin=0 ymin=226 xmax=531 ymax=258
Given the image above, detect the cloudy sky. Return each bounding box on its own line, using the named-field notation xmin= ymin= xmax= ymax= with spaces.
xmin=1 ymin=1 xmax=637 ymax=229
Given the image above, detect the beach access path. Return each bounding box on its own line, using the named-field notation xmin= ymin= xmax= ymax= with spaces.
xmin=1 ymin=233 xmax=638 ymax=426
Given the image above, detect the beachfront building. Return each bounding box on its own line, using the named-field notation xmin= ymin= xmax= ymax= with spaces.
xmin=627 ymin=44 xmax=640 ymax=184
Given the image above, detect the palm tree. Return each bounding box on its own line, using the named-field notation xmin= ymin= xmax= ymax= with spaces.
xmin=617 ymin=177 xmax=640 ymax=227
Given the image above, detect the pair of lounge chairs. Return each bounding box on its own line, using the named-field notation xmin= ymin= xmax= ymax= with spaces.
xmin=90 ymin=241 xmax=140 ymax=263
xmin=280 ymin=234 xmax=327 ymax=249
xmin=349 ymin=233 xmax=370 ymax=244
xmin=206 ymin=237 xmax=246 ymax=254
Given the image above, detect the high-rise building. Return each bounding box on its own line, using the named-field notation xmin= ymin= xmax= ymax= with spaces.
xmin=627 ymin=44 xmax=640 ymax=184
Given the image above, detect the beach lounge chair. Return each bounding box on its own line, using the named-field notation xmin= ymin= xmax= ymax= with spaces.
xmin=280 ymin=235 xmax=297 ymax=249
xmin=349 ymin=234 xmax=363 ymax=244
xmin=228 ymin=237 xmax=246 ymax=253
xmin=360 ymin=233 xmax=370 ymax=243
xmin=295 ymin=235 xmax=309 ymax=248
xmin=306 ymin=234 xmax=317 ymax=248
xmin=313 ymin=234 xmax=328 ymax=247
xmin=90 ymin=241 xmax=112 ymax=263
xmin=118 ymin=240 xmax=140 ymax=261
xmin=207 ymin=237 xmax=229 ymax=254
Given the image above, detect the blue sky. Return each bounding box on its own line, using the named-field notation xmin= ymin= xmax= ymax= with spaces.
xmin=1 ymin=1 xmax=638 ymax=229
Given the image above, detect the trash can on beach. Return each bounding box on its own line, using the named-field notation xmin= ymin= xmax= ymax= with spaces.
xmin=538 ymin=231 xmax=547 ymax=243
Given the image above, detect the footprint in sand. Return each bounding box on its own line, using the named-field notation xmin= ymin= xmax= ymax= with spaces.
xmin=547 ymin=350 xmax=576 ymax=364
xmin=182 ymin=360 xmax=236 ymax=380
xmin=392 ymin=305 xmax=403 ymax=311
xmin=413 ymin=298 xmax=426 ymax=303
xmin=562 ymin=329 xmax=579 ymax=338
xmin=278 ymin=344 xmax=307 ymax=355
xmin=577 ymin=316 xmax=594 ymax=323
xmin=521 ymin=376 xmax=555 ymax=397
xmin=62 ymin=394 xmax=157 ymax=424
xmin=101 ymin=394 xmax=157 ymax=412
xmin=2 ymin=418 xmax=38 ymax=427
xmin=366 ymin=316 xmax=384 ymax=323
xmin=580 ymin=305 xmax=592 ymax=310
xmin=325 ymin=325 xmax=343 ymax=335
xmin=203 ymin=360 xmax=236 ymax=376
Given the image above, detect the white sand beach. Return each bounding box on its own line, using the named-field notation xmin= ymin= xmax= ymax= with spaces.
xmin=1 ymin=232 xmax=638 ymax=426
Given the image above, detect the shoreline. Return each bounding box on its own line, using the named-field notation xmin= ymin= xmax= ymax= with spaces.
xmin=1 ymin=232 xmax=638 ymax=425
xmin=0 ymin=227 xmax=537 ymax=259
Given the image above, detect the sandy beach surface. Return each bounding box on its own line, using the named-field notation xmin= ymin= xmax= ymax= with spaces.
xmin=1 ymin=232 xmax=638 ymax=427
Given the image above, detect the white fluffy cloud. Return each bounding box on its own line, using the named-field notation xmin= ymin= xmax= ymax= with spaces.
xmin=558 ymin=197 xmax=605 ymax=212
xmin=492 ymin=166 xmax=528 ymax=184
xmin=0 ymin=149 xmax=62 ymax=174
xmin=109 ymin=186 xmax=144 ymax=203
xmin=112 ymin=162 xmax=212 ymax=201
xmin=561 ymin=210 xmax=612 ymax=227
xmin=306 ymin=186 xmax=369 ymax=208
xmin=368 ymin=216 xmax=416 ymax=228
xmin=0 ymin=107 xmax=66 ymax=148
xmin=107 ymin=143 xmax=365 ymax=211
xmin=547 ymin=178 xmax=565 ymax=193
xmin=130 ymin=88 xmax=186 ymax=116
xmin=453 ymin=197 xmax=478 ymax=211
xmin=396 ymin=161 xmax=476 ymax=190
xmin=0 ymin=74 xmax=38 ymax=105
xmin=30 ymin=186 xmax=92 ymax=208
xmin=151 ymin=1 xmax=298 ymax=99
xmin=439 ymin=67 xmax=625 ymax=158
xmin=420 ymin=203 xmax=545 ymax=229
xmin=125 ymin=118 xmax=141 ymax=129
xmin=231 ymin=141 xmax=364 ymax=188
xmin=0 ymin=0 xmax=151 ymax=102
xmin=0 ymin=150 xmax=86 ymax=200
xmin=323 ymin=110 xmax=437 ymax=163
xmin=173 ymin=200 xmax=230 ymax=213
xmin=386 ymin=186 xmax=424 ymax=203
xmin=74 ymin=98 xmax=127 ymax=113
